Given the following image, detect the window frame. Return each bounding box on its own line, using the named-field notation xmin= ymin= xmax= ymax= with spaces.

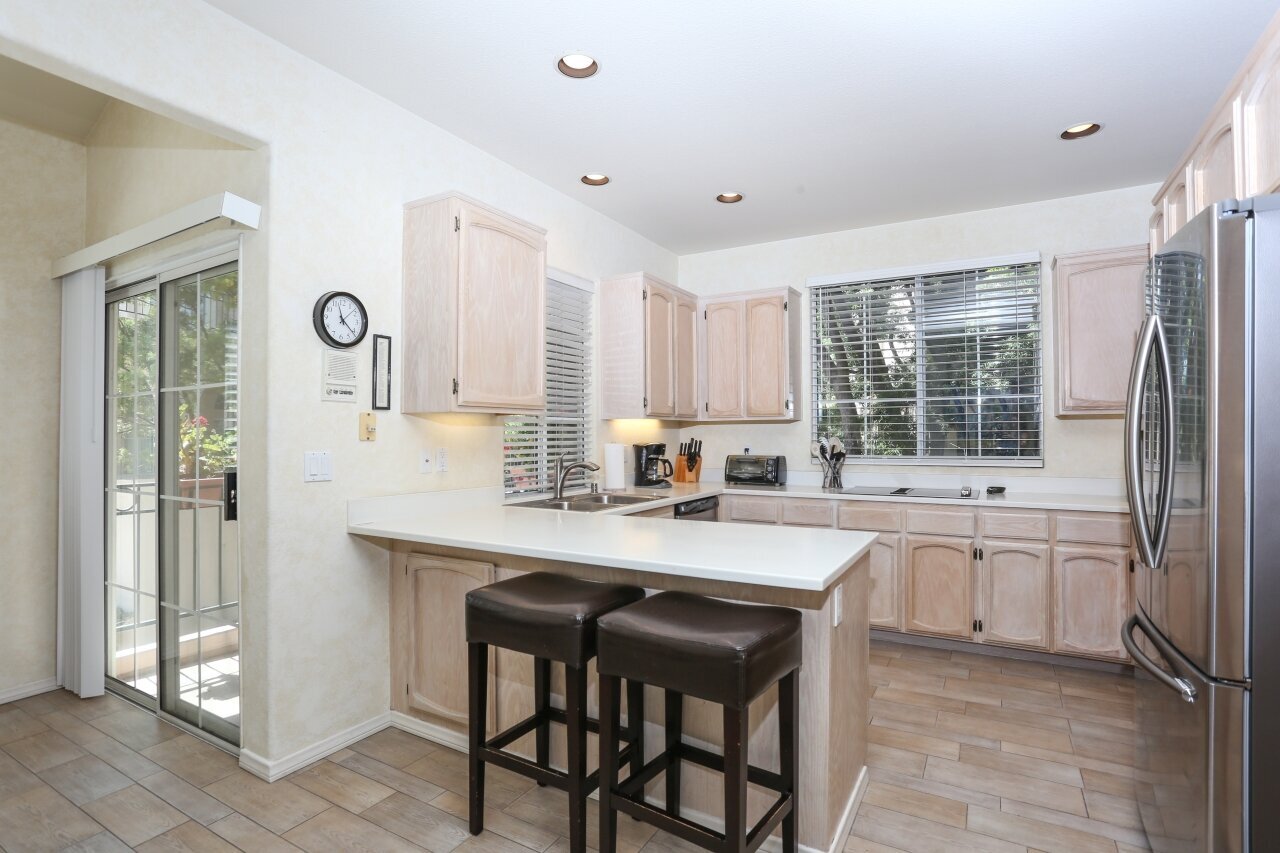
xmin=807 ymin=253 xmax=1044 ymax=468
xmin=503 ymin=268 xmax=595 ymax=496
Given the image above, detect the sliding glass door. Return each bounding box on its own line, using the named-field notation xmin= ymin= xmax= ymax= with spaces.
xmin=105 ymin=252 xmax=241 ymax=747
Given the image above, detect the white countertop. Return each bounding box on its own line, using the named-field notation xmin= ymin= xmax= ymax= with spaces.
xmin=347 ymin=479 xmax=1128 ymax=593
xmin=347 ymin=484 xmax=875 ymax=592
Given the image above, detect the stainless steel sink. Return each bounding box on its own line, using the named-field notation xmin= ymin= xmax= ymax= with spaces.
xmin=568 ymin=494 xmax=656 ymax=506
xmin=511 ymin=493 xmax=659 ymax=511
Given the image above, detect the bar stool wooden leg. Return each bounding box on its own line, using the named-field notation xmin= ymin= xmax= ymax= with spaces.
xmin=723 ymin=706 xmax=748 ymax=853
xmin=627 ymin=679 xmax=645 ymax=780
xmin=468 ymin=641 xmax=488 ymax=835
xmin=534 ymin=657 xmax=551 ymax=784
xmin=779 ymin=670 xmax=798 ymax=853
xmin=566 ymin=664 xmax=589 ymax=853
xmin=598 ymin=673 xmax=621 ymax=853
xmin=664 ymin=690 xmax=682 ymax=817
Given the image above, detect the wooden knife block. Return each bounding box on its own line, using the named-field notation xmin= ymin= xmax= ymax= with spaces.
xmin=673 ymin=455 xmax=702 ymax=483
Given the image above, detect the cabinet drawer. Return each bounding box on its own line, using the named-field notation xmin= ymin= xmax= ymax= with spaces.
xmin=981 ymin=510 xmax=1049 ymax=541
xmin=781 ymin=500 xmax=834 ymax=527
xmin=837 ymin=503 xmax=902 ymax=532
xmin=906 ymin=507 xmax=975 ymax=537
xmin=632 ymin=505 xmax=675 ymax=519
xmin=724 ymin=496 xmax=780 ymax=524
xmin=1055 ymin=513 xmax=1131 ymax=546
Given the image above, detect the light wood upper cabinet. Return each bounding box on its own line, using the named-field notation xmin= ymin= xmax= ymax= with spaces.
xmin=675 ymin=295 xmax=699 ymax=418
xmin=600 ymin=273 xmax=697 ymax=420
xmin=704 ymin=300 xmax=745 ymax=418
xmin=402 ymin=193 xmax=546 ymax=414
xmin=645 ymin=283 xmax=676 ymax=417
xmin=396 ymin=555 xmax=496 ymax=732
xmin=1052 ymin=246 xmax=1148 ymax=418
xmin=980 ymin=540 xmax=1050 ymax=650
xmin=697 ymin=287 xmax=800 ymax=422
xmin=869 ymin=533 xmax=902 ymax=631
xmin=1154 ymin=12 xmax=1280 ymax=226
xmin=1052 ymin=544 xmax=1131 ymax=661
xmin=745 ymin=295 xmax=788 ymax=417
xmin=904 ymin=535 xmax=972 ymax=640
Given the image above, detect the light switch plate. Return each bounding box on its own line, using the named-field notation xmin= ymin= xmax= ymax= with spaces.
xmin=304 ymin=450 xmax=333 ymax=482
xmin=437 ymin=447 xmax=448 ymax=472
xmin=359 ymin=412 xmax=376 ymax=442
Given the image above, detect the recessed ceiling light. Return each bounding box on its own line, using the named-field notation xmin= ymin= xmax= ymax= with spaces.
xmin=716 ymin=192 xmax=743 ymax=203
xmin=1060 ymin=122 xmax=1102 ymax=140
xmin=558 ymin=54 xmax=598 ymax=78
xmin=581 ymin=174 xmax=610 ymax=186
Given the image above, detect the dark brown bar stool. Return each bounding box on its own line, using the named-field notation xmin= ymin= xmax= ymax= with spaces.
xmin=465 ymin=572 xmax=646 ymax=852
xmin=596 ymin=591 xmax=802 ymax=853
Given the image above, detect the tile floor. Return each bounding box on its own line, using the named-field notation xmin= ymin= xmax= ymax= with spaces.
xmin=0 ymin=639 xmax=1146 ymax=852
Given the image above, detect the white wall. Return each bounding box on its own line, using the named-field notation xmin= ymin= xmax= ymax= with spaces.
xmin=677 ymin=184 xmax=1157 ymax=483
xmin=0 ymin=117 xmax=85 ymax=698
xmin=0 ymin=0 xmax=676 ymax=763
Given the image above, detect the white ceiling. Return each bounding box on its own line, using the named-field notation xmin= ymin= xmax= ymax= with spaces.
xmin=205 ymin=0 xmax=1277 ymax=254
xmin=0 ymin=53 xmax=109 ymax=141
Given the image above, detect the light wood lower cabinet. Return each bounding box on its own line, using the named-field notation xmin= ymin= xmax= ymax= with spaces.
xmin=868 ymin=533 xmax=901 ymax=630
xmin=396 ymin=554 xmax=495 ymax=732
xmin=979 ymin=540 xmax=1050 ymax=650
xmin=904 ymin=535 xmax=972 ymax=640
xmin=1052 ymin=544 xmax=1131 ymax=661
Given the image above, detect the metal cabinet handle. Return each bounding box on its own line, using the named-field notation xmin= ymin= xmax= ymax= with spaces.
xmin=1122 ymin=614 xmax=1197 ymax=703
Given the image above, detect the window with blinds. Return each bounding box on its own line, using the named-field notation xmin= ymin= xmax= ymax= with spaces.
xmin=811 ymin=260 xmax=1042 ymax=464
xmin=504 ymin=278 xmax=593 ymax=494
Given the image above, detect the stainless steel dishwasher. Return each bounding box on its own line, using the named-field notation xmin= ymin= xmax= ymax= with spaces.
xmin=673 ymin=495 xmax=719 ymax=521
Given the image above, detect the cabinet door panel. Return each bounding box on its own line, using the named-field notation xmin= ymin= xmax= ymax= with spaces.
xmin=645 ymin=285 xmax=676 ymax=417
xmin=704 ymin=300 xmax=744 ymax=419
xmin=406 ymin=556 xmax=495 ymax=727
xmin=904 ymin=535 xmax=972 ymax=639
xmin=838 ymin=503 xmax=902 ymax=532
xmin=981 ymin=511 xmax=1049 ymax=541
xmin=744 ymin=296 xmax=787 ymax=418
xmin=675 ymin=295 xmax=698 ymax=418
xmin=456 ymin=205 xmax=545 ymax=410
xmin=1055 ymin=513 xmax=1131 ymax=547
xmin=905 ymin=507 xmax=975 ymax=538
xmin=870 ymin=533 xmax=901 ymax=630
xmin=1053 ymin=246 xmax=1147 ymax=416
xmin=982 ymin=540 xmax=1050 ymax=650
xmin=1052 ymin=545 xmax=1130 ymax=661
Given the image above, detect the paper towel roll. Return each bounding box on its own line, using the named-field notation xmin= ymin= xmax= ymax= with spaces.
xmin=604 ymin=443 xmax=627 ymax=490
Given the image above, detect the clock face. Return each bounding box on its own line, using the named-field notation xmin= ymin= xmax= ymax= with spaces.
xmin=313 ymin=291 xmax=368 ymax=348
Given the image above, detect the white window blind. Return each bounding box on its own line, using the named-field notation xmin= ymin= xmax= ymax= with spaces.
xmin=504 ymin=279 xmax=593 ymax=494
xmin=811 ymin=261 xmax=1042 ymax=464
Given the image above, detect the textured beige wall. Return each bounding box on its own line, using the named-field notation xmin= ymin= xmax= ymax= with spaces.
xmin=0 ymin=0 xmax=675 ymax=762
xmin=677 ymin=184 xmax=1157 ymax=482
xmin=85 ymin=99 xmax=265 ymax=243
xmin=0 ymin=117 xmax=85 ymax=696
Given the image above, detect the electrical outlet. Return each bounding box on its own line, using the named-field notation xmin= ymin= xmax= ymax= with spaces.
xmin=832 ymin=583 xmax=844 ymax=627
xmin=303 ymin=451 xmax=333 ymax=482
xmin=437 ymin=447 xmax=449 ymax=472
xmin=418 ymin=450 xmax=432 ymax=474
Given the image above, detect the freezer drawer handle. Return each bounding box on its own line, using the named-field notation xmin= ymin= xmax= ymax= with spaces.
xmin=1122 ymin=615 xmax=1197 ymax=703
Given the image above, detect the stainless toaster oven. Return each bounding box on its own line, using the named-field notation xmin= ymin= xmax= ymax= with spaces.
xmin=723 ymin=454 xmax=787 ymax=486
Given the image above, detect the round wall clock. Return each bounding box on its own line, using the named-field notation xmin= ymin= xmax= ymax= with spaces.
xmin=312 ymin=291 xmax=368 ymax=348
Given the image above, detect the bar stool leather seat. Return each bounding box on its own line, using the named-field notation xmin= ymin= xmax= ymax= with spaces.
xmin=467 ymin=571 xmax=646 ymax=664
xmin=597 ymin=591 xmax=802 ymax=708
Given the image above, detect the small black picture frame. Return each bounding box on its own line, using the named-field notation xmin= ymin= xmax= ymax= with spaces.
xmin=372 ymin=334 xmax=392 ymax=410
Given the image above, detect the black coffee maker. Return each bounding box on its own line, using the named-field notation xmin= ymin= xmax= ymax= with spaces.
xmin=633 ymin=443 xmax=674 ymax=488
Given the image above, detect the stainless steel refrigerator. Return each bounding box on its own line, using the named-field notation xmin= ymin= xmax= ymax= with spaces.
xmin=1122 ymin=195 xmax=1280 ymax=852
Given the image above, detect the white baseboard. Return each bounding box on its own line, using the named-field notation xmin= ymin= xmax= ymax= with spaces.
xmin=239 ymin=711 xmax=392 ymax=782
xmin=0 ymin=677 xmax=59 ymax=706
xmin=388 ymin=711 xmax=469 ymax=753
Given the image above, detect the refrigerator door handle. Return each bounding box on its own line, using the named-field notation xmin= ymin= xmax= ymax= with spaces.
xmin=1123 ymin=614 xmax=1197 ymax=703
xmin=1125 ymin=316 xmax=1161 ymax=568
xmin=1150 ymin=318 xmax=1176 ymax=570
